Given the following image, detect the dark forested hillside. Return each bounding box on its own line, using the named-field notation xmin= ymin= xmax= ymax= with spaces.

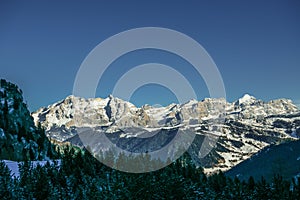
xmin=227 ymin=140 xmax=300 ymax=182
xmin=0 ymin=79 xmax=56 ymax=160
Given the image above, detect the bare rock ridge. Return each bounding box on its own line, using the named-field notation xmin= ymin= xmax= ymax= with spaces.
xmin=32 ymin=94 xmax=300 ymax=173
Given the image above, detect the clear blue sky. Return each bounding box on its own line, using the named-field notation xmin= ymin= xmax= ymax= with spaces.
xmin=0 ymin=0 xmax=299 ymax=111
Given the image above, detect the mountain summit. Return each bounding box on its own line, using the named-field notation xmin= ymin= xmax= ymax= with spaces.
xmin=236 ymin=94 xmax=256 ymax=105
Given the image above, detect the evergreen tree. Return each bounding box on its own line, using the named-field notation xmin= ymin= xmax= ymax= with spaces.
xmin=18 ymin=161 xmax=34 ymax=199
xmin=0 ymin=161 xmax=14 ymax=199
xmin=1 ymin=144 xmax=300 ymax=199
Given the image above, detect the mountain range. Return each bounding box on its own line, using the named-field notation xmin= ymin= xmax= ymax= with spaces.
xmin=32 ymin=93 xmax=300 ymax=173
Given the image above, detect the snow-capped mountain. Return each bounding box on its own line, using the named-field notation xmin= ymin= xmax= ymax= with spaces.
xmin=32 ymin=95 xmax=225 ymax=135
xmin=32 ymin=94 xmax=300 ymax=173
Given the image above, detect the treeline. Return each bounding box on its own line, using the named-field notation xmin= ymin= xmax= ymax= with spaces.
xmin=1 ymin=147 xmax=300 ymax=199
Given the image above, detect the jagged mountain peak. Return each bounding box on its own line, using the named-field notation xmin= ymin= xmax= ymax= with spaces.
xmin=236 ymin=93 xmax=256 ymax=105
xmin=32 ymin=94 xmax=299 ymax=133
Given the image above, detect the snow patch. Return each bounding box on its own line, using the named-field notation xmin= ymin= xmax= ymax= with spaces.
xmin=3 ymin=160 xmax=61 ymax=178
xmin=0 ymin=128 xmax=5 ymax=139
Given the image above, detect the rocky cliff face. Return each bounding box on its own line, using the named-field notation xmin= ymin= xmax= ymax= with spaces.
xmin=32 ymin=94 xmax=300 ymax=172
xmin=33 ymin=95 xmax=227 ymax=137
xmin=0 ymin=79 xmax=55 ymax=161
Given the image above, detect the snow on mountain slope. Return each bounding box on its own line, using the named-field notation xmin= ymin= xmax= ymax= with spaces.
xmin=32 ymin=94 xmax=300 ymax=173
xmin=32 ymin=95 xmax=226 ymax=141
